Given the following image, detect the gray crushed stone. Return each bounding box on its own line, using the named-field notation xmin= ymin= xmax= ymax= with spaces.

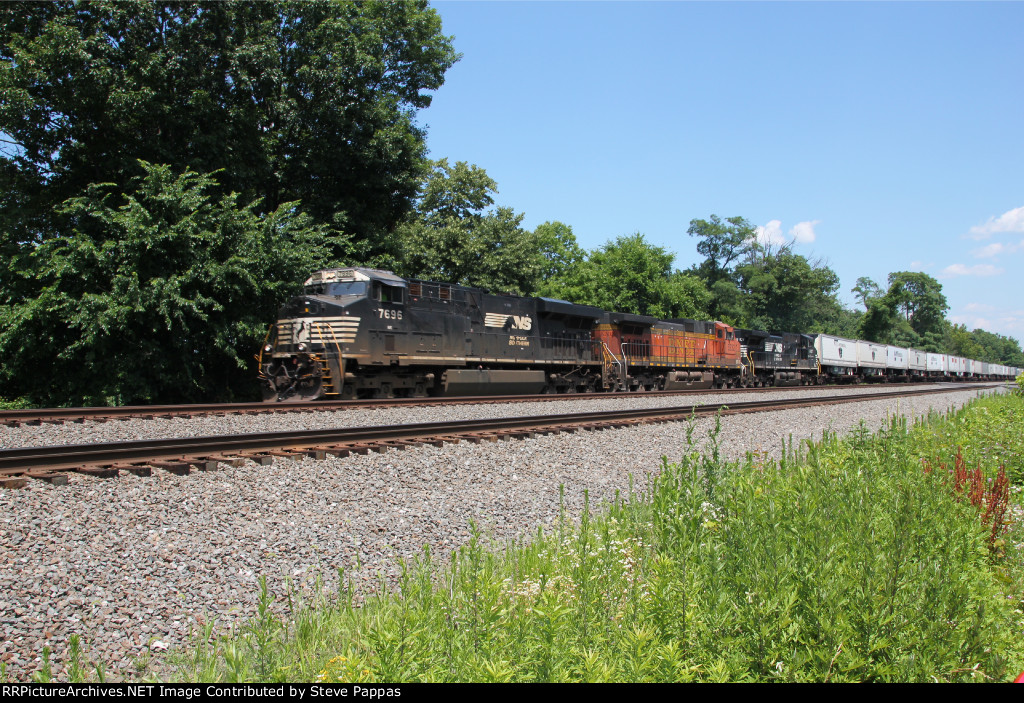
xmin=0 ymin=385 xmax=1003 ymax=680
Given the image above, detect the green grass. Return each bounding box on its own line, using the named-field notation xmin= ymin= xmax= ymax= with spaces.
xmin=125 ymin=395 xmax=1024 ymax=681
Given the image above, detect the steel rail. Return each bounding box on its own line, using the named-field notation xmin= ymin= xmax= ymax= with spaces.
xmin=0 ymin=386 xmax=988 ymax=475
xmin=0 ymin=381 xmax=1004 ymax=425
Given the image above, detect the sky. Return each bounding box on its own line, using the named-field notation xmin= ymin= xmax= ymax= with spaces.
xmin=417 ymin=1 xmax=1024 ymax=341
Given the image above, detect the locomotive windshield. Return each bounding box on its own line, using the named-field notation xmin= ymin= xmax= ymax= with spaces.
xmin=304 ymin=281 xmax=368 ymax=297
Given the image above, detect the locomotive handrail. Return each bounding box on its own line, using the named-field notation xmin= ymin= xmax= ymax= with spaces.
xmin=255 ymin=324 xmax=280 ymax=381
xmin=311 ymin=320 xmax=345 ymax=396
xmin=600 ymin=341 xmax=624 ymax=388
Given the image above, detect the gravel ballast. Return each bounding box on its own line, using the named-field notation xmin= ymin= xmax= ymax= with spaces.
xmin=0 ymin=385 xmax=1003 ymax=680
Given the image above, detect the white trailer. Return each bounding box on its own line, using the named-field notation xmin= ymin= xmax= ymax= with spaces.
xmin=926 ymin=353 xmax=947 ymax=377
xmin=857 ymin=340 xmax=887 ymax=377
xmin=908 ymin=349 xmax=928 ymax=375
xmin=815 ymin=335 xmax=858 ymax=378
xmin=948 ymin=356 xmax=965 ymax=376
xmin=886 ymin=346 xmax=909 ymax=374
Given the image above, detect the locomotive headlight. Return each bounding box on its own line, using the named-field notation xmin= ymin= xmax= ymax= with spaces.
xmin=297 ymin=343 xmax=307 ymax=352
xmin=264 ymin=344 xmax=273 ymax=353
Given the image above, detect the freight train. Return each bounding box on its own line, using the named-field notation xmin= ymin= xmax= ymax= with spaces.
xmin=258 ymin=268 xmax=1021 ymax=401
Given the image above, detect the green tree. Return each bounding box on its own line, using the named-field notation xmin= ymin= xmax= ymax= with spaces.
xmin=0 ymin=162 xmax=344 ymax=406
xmin=531 ymin=221 xmax=585 ymax=285
xmin=548 ymin=233 xmax=710 ymax=319
xmin=970 ymin=328 xmax=1024 ymax=366
xmin=858 ymin=295 xmax=900 ymax=343
xmin=886 ymin=271 xmax=948 ymax=339
xmin=735 ymin=249 xmax=841 ymax=333
xmin=945 ymin=323 xmax=984 ymax=361
xmin=851 ymin=276 xmax=883 ymax=311
xmin=686 ymin=215 xmax=756 ymax=287
xmin=0 ymin=0 xmax=458 ymax=256
xmin=396 ymin=159 xmax=540 ymax=295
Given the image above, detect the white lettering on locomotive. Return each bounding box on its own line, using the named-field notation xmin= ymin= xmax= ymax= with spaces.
xmin=484 ymin=313 xmax=533 ymax=331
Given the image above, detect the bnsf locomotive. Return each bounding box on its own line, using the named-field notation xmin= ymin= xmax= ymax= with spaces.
xmin=258 ymin=268 xmax=1021 ymax=402
xmin=258 ymin=267 xmax=746 ymax=401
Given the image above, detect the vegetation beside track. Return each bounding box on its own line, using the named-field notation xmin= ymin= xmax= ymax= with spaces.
xmin=21 ymin=392 xmax=1024 ymax=683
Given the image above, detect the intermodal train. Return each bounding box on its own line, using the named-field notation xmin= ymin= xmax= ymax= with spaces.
xmin=258 ymin=268 xmax=1021 ymax=402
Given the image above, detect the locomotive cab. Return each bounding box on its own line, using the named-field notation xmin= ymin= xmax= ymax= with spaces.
xmin=260 ymin=268 xmax=405 ymax=401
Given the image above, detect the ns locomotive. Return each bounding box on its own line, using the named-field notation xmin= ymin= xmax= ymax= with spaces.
xmin=258 ymin=268 xmax=748 ymax=401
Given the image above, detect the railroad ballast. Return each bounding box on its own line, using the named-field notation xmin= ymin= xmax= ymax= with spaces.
xmin=258 ymin=268 xmax=1021 ymax=402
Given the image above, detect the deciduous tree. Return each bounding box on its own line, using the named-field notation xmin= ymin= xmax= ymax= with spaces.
xmin=0 ymin=162 xmax=344 ymax=405
xmin=0 ymin=0 xmax=458 ymax=254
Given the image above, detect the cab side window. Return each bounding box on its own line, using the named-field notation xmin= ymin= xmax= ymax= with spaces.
xmin=376 ymin=284 xmax=404 ymax=304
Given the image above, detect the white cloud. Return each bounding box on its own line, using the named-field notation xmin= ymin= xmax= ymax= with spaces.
xmin=754 ymin=219 xmax=786 ymax=247
xmin=908 ymin=260 xmax=932 ymax=272
xmin=963 ymin=302 xmax=995 ymax=313
xmin=789 ymin=220 xmax=820 ymax=244
xmin=753 ymin=219 xmax=820 ymax=248
xmin=940 ymin=263 xmax=1005 ymax=277
xmin=949 ymin=308 xmax=1024 ymax=339
xmin=968 ymin=205 xmax=1024 ymax=240
xmin=971 ymin=238 xmax=1024 ymax=258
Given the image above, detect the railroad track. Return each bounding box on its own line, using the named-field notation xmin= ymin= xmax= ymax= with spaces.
xmin=0 ymin=380 xmax=1003 ymax=426
xmin=0 ymin=385 xmax=994 ymax=489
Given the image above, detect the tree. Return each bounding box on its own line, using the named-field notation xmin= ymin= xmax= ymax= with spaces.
xmin=0 ymin=1 xmax=458 ymax=255
xmin=687 ymin=215 xmax=757 ymax=286
xmin=885 ymin=272 xmax=948 ymax=339
xmin=969 ymin=328 xmax=1024 ymax=366
xmin=858 ymin=295 xmax=900 ymax=344
xmin=531 ymin=221 xmax=585 ymax=285
xmin=548 ymin=233 xmax=710 ymax=319
xmin=0 ymin=161 xmax=345 ymax=405
xmin=852 ymin=276 xmax=883 ymax=311
xmin=735 ymin=250 xmax=842 ymax=333
xmin=397 ymin=159 xmax=540 ymax=295
xmin=945 ymin=323 xmax=984 ymax=361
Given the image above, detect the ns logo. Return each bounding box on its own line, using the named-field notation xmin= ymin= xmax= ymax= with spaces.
xmin=510 ymin=315 xmax=533 ymax=331
xmin=485 ymin=313 xmax=533 ymax=331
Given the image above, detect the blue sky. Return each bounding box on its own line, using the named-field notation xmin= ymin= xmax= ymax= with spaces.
xmin=419 ymin=1 xmax=1024 ymax=341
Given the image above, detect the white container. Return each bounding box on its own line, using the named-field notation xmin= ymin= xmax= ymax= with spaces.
xmin=815 ymin=335 xmax=858 ymax=369
xmin=886 ymin=346 xmax=909 ymax=370
xmin=948 ymin=356 xmax=964 ymax=375
xmin=927 ymin=353 xmax=947 ymax=373
xmin=857 ymin=340 xmax=887 ymax=370
xmin=908 ymin=349 xmax=928 ymax=371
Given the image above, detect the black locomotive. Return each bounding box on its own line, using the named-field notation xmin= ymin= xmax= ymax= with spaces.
xmin=259 ymin=267 xmax=611 ymax=401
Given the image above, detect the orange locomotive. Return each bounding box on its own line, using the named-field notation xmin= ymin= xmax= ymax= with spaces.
xmin=593 ymin=313 xmax=742 ymax=391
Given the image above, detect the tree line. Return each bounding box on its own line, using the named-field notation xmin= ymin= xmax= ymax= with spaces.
xmin=2 ymin=2 xmax=1020 ymax=406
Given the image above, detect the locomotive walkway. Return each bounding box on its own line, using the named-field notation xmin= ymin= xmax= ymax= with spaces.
xmin=0 ymin=385 xmax=1001 ymax=488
